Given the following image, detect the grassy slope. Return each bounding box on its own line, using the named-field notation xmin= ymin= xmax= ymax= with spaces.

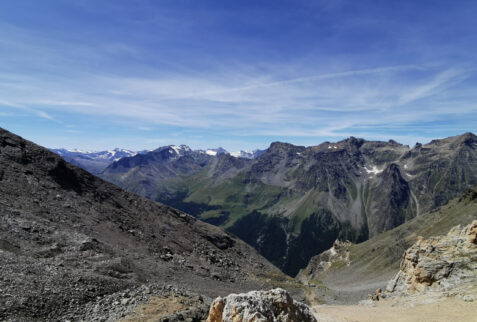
xmin=303 ymin=186 xmax=477 ymax=303
xmin=155 ymin=166 xmax=370 ymax=275
xmin=158 ymin=170 xmax=296 ymax=227
xmin=160 ymin=170 xmax=335 ymax=233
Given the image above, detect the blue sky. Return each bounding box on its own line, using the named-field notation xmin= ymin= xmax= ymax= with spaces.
xmin=0 ymin=0 xmax=476 ymax=151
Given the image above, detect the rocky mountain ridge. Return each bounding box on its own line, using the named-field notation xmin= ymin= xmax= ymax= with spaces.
xmin=101 ymin=133 xmax=477 ymax=276
xmin=51 ymin=146 xmax=266 ymax=175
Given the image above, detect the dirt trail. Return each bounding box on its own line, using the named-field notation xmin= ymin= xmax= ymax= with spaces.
xmin=312 ymin=297 xmax=477 ymax=322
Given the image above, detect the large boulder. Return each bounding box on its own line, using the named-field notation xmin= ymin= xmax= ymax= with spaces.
xmin=206 ymin=288 xmax=316 ymax=322
xmin=386 ymin=220 xmax=477 ymax=294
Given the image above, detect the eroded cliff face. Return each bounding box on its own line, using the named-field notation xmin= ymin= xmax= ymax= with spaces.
xmin=387 ymin=220 xmax=477 ymax=295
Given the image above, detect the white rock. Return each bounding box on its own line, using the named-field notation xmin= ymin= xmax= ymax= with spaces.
xmin=207 ymin=288 xmax=316 ymax=322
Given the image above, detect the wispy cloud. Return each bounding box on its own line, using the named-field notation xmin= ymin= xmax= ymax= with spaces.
xmin=0 ymin=100 xmax=56 ymax=121
xmin=397 ymin=68 xmax=474 ymax=105
xmin=0 ymin=64 xmax=474 ymax=135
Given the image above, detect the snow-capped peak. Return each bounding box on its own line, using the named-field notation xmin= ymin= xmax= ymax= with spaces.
xmin=231 ymin=150 xmax=252 ymax=158
xmin=103 ymin=148 xmax=138 ymax=161
xmin=66 ymin=148 xmax=95 ymax=154
xmin=167 ymin=145 xmax=191 ymax=156
xmin=50 ymin=148 xmax=139 ymax=162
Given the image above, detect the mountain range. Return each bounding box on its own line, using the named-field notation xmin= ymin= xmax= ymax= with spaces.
xmin=50 ymin=147 xmax=266 ymax=175
xmin=98 ymin=133 xmax=477 ymax=275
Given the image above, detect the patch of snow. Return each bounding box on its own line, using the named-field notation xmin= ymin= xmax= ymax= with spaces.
xmin=404 ymin=164 xmax=408 ymax=169
xmin=328 ymin=146 xmax=332 ymax=149
xmin=365 ymin=166 xmax=383 ymax=175
xmin=296 ymin=152 xmax=301 ymax=155
xmin=170 ymin=145 xmax=182 ymax=155
xmin=206 ymin=150 xmax=217 ymax=156
xmin=333 ymin=146 xmax=338 ymax=149
xmin=231 ymin=150 xmax=252 ymax=158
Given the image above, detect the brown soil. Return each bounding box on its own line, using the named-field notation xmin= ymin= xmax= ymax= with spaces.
xmin=121 ymin=294 xmax=206 ymax=321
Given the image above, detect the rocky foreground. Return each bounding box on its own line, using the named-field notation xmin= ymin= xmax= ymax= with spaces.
xmin=312 ymin=220 xmax=477 ymax=321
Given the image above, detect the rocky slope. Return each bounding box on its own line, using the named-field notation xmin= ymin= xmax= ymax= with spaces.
xmin=101 ymin=133 xmax=477 ymax=276
xmin=206 ymin=288 xmax=316 ymax=322
xmin=297 ymin=186 xmax=477 ymax=304
xmin=312 ymin=220 xmax=477 ymax=321
xmin=0 ymin=128 xmax=291 ymax=321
